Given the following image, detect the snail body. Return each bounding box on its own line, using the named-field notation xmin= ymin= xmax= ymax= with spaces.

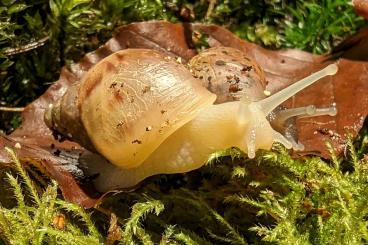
xmin=45 ymin=48 xmax=338 ymax=191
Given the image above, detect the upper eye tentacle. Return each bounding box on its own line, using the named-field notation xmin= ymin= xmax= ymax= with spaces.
xmin=256 ymin=64 xmax=338 ymax=115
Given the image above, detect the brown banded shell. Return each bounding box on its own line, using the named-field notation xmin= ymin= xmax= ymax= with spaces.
xmin=188 ymin=47 xmax=267 ymax=103
xmin=46 ymin=49 xmax=216 ymax=169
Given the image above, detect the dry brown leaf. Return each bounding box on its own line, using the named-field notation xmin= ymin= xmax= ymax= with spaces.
xmin=0 ymin=21 xmax=367 ymax=207
xmin=353 ymin=0 xmax=368 ymax=19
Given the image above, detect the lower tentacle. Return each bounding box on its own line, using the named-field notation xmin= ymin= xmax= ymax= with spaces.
xmin=272 ymin=131 xmax=293 ymax=149
xmin=273 ymin=105 xmax=337 ymax=126
xmin=269 ymin=104 xmax=337 ymax=151
xmin=285 ymin=133 xmax=305 ymax=151
xmin=246 ymin=128 xmax=257 ymax=158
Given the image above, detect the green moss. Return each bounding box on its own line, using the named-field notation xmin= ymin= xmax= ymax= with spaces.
xmin=2 ymin=129 xmax=368 ymax=244
xmin=0 ymin=148 xmax=102 ymax=244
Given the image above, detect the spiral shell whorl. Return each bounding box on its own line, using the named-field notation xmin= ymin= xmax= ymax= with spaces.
xmin=78 ymin=49 xmax=216 ymax=169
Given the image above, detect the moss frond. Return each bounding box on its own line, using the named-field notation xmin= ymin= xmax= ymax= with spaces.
xmin=188 ymin=194 xmax=248 ymax=245
xmin=171 ymin=228 xmax=212 ymax=245
xmin=0 ymin=148 xmax=102 ymax=244
xmin=122 ymin=197 xmax=164 ymax=244
xmin=56 ymin=199 xmax=101 ymax=239
xmin=5 ymin=148 xmax=40 ymax=204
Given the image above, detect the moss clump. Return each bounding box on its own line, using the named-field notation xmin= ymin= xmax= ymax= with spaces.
xmin=2 ymin=131 xmax=368 ymax=244
xmin=0 ymin=148 xmax=102 ymax=244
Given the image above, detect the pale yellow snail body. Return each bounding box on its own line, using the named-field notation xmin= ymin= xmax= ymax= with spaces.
xmin=45 ymin=48 xmax=338 ymax=191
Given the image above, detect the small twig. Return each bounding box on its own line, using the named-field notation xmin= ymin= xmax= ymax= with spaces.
xmin=205 ymin=0 xmax=216 ymax=20
xmin=0 ymin=106 xmax=24 ymax=112
xmin=3 ymin=36 xmax=49 ymax=56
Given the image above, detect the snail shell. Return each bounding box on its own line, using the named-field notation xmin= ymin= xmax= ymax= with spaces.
xmin=46 ymin=49 xmax=216 ymax=169
xmin=188 ymin=47 xmax=267 ymax=103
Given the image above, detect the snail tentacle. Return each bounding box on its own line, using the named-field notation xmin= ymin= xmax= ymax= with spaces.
xmin=272 ymin=105 xmax=337 ymax=151
xmin=272 ymin=131 xmax=293 ymax=149
xmin=298 ymin=105 xmax=337 ymax=118
xmin=274 ymin=105 xmax=337 ymax=124
xmin=257 ymin=64 xmax=338 ymax=115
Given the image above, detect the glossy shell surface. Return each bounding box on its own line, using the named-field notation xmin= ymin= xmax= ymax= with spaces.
xmin=78 ymin=49 xmax=216 ymax=169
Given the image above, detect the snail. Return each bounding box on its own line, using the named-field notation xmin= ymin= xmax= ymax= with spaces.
xmin=44 ymin=48 xmax=338 ymax=191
